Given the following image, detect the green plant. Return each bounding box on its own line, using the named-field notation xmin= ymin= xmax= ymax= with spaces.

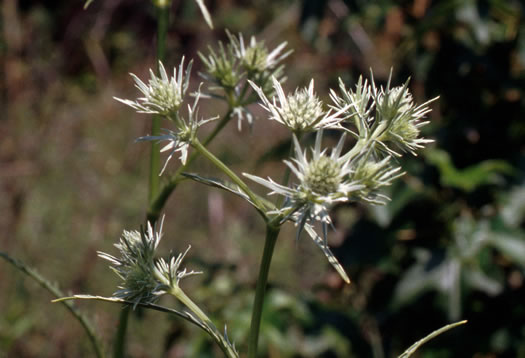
xmin=1 ymin=1 xmax=468 ymax=357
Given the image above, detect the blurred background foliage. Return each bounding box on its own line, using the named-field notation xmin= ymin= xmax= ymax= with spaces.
xmin=1 ymin=0 xmax=525 ymax=357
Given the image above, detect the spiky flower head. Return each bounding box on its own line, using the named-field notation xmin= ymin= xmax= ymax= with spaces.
xmin=245 ymin=130 xmax=362 ymax=239
xmin=244 ymin=131 xmax=362 ymax=283
xmin=114 ymin=58 xmax=192 ymax=116
xmin=373 ymin=83 xmax=436 ymax=155
xmin=153 ymin=246 xmax=201 ymax=289
xmin=330 ymin=76 xmax=374 ymax=138
xmin=98 ymin=216 xmax=199 ymax=308
xmin=227 ymin=31 xmax=292 ymax=73
xmin=198 ymin=42 xmax=242 ymax=91
xmin=137 ymin=88 xmax=218 ymax=174
xmin=351 ymin=155 xmax=404 ymax=204
xmin=330 ymin=71 xmax=437 ymax=157
xmin=97 ymin=217 xmax=165 ymax=307
xmin=249 ymin=77 xmax=351 ymax=133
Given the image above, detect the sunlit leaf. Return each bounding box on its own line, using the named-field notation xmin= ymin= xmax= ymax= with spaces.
xmin=426 ymin=149 xmax=513 ymax=192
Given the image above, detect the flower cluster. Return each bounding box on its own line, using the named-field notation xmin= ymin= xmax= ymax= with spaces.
xmin=113 ymin=36 xmax=435 ymax=283
xmin=198 ymin=31 xmax=292 ymax=129
xmin=245 ymin=71 xmax=435 ymax=281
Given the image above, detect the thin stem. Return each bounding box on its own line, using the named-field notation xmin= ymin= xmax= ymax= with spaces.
xmin=114 ymin=3 xmax=169 ymax=358
xmin=342 ymin=137 xmax=367 ymax=162
xmin=168 ymin=287 xmax=238 ymax=358
xmin=276 ymin=132 xmax=302 ymax=208
xmin=169 ymin=286 xmax=210 ymax=326
xmin=113 ymin=306 xmax=130 ymax=358
xmin=0 ymin=252 xmax=106 ymax=358
xmin=147 ymin=109 xmax=233 ymax=223
xmin=148 ymin=4 xmax=169 ymax=207
xmin=191 ymin=138 xmax=267 ymax=212
xmin=247 ymin=225 xmax=280 ymax=358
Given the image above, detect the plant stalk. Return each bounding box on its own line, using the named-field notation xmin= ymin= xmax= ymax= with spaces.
xmin=169 ymin=287 xmax=238 ymax=358
xmin=114 ymin=3 xmax=170 ymax=358
xmin=0 ymin=252 xmax=106 ymax=358
xmin=247 ymin=225 xmax=280 ymax=358
xmin=192 ymin=138 xmax=266 ymax=211
xmin=113 ymin=306 xmax=130 ymax=358
xmin=147 ymin=110 xmax=233 ymax=223
xmin=148 ymin=4 xmax=169 ymax=207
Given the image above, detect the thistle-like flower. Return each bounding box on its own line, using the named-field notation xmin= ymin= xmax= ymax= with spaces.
xmin=227 ymin=31 xmax=292 ymax=73
xmin=373 ymin=83 xmax=436 ymax=156
xmin=330 ymin=71 xmax=437 ymax=157
xmin=350 ymin=155 xmax=404 ymax=204
xmin=198 ymin=43 xmax=242 ymax=91
xmin=330 ymin=76 xmax=374 ymax=138
xmin=153 ymin=246 xmax=202 ymax=291
xmin=97 ymin=216 xmax=199 ymax=308
xmin=137 ymin=88 xmax=218 ymax=174
xmin=249 ymin=77 xmax=350 ymax=133
xmin=114 ymin=58 xmax=192 ymax=116
xmin=244 ymin=130 xmax=363 ymax=241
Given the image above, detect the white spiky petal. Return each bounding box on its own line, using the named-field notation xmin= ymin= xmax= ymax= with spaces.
xmin=249 ymin=77 xmax=353 ymax=133
xmin=136 ymin=89 xmax=218 ymax=174
xmin=114 ymin=58 xmax=192 ymax=116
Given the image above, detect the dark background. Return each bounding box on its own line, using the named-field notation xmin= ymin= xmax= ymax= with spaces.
xmin=2 ymin=0 xmax=525 ymax=357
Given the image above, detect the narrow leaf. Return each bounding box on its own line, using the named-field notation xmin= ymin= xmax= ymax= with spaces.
xmin=303 ymin=225 xmax=351 ymax=284
xmin=398 ymin=320 xmax=467 ymax=358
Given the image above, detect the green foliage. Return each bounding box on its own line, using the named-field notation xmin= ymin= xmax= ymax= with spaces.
xmin=426 ymin=149 xmax=513 ymax=192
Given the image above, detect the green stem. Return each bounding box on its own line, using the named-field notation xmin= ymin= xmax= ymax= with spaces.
xmin=148 ymin=4 xmax=169 ymax=207
xmin=247 ymin=225 xmax=280 ymax=358
xmin=342 ymin=137 xmax=367 ymax=162
xmin=114 ymin=3 xmax=169 ymax=358
xmin=169 ymin=287 xmax=238 ymax=358
xmin=113 ymin=306 xmax=130 ymax=358
xmin=0 ymin=252 xmax=106 ymax=358
xmin=147 ymin=110 xmax=233 ymax=223
xmin=191 ymin=138 xmax=267 ymax=212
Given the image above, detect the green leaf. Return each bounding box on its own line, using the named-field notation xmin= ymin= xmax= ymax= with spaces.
xmin=54 ymin=295 xmax=209 ymax=331
xmin=398 ymin=320 xmax=467 ymax=358
xmin=487 ymin=231 xmax=525 ymax=268
xmin=0 ymin=252 xmax=106 ymax=358
xmin=303 ymin=224 xmax=351 ymax=284
xmin=182 ymin=172 xmax=274 ymax=213
xmin=425 ymin=149 xmax=513 ymax=192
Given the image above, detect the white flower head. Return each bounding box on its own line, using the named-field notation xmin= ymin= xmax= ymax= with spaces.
xmin=245 ymin=130 xmax=363 ymax=242
xmin=227 ymin=31 xmax=292 ymax=73
xmin=137 ymin=88 xmax=218 ymax=175
xmin=249 ymin=77 xmax=351 ymax=133
xmin=114 ymin=58 xmax=192 ymax=116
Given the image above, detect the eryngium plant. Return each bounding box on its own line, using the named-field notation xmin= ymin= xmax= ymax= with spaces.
xmin=59 ymin=27 xmax=465 ymax=358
